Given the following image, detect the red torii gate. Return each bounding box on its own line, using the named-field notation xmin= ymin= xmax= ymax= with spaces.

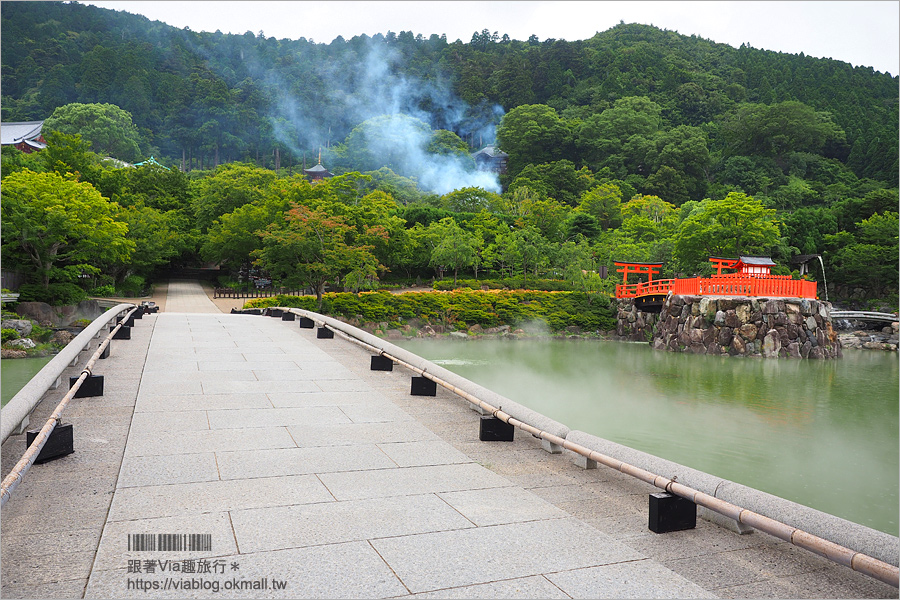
xmin=613 ymin=257 xmax=817 ymax=303
xmin=614 ymin=261 xmax=663 ymax=285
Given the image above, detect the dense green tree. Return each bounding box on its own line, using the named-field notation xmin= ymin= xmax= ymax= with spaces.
xmin=190 ymin=162 xmax=279 ymax=231
xmin=440 ymin=187 xmax=501 ymax=212
xmin=824 ymin=212 xmax=899 ymax=293
xmin=201 ymin=195 xmax=292 ymax=269
xmin=255 ymin=203 xmax=384 ymax=309
xmin=44 ymin=102 xmax=145 ymax=162
xmin=576 ymin=96 xmax=662 ymax=170
xmin=673 ymin=192 xmax=780 ymax=272
xmin=577 ymin=182 xmax=623 ymax=230
xmin=563 ymin=212 xmax=601 ymax=241
xmin=496 ymin=104 xmax=571 ymax=176
xmin=1 ymin=169 xmax=134 ymax=288
xmin=109 ymin=204 xmax=190 ymax=283
xmin=720 ymin=101 xmax=846 ymax=167
xmin=428 ymin=217 xmax=477 ymax=284
xmin=508 ymin=160 xmax=595 ymax=207
xmin=38 ymin=130 xmax=103 ymax=184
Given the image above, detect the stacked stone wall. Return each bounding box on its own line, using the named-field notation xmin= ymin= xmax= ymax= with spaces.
xmin=655 ymin=295 xmax=841 ymax=359
xmin=615 ymin=297 xmax=659 ymax=342
xmin=618 ymin=295 xmax=842 ymax=359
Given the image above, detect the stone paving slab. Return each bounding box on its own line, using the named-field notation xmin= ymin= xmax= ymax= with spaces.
xmin=106 ymin=474 xmax=334 ymax=522
xmin=339 ymin=401 xmax=416 ymax=423
xmin=122 ymin=425 xmax=297 ymax=457
xmin=376 ymin=440 xmax=472 ymax=467
xmin=134 ymin=392 xmax=272 ymax=412
xmin=117 ymin=452 xmax=220 ymax=488
xmin=408 ymin=575 xmax=572 ymax=598
xmin=200 ymin=379 xmax=320 ymax=394
xmin=84 ymin=541 xmax=409 ymax=599
xmin=214 ymin=444 xmax=397 ymax=480
xmin=317 ymin=462 xmax=514 ymax=501
xmin=287 ymin=420 xmax=443 ymax=447
xmin=206 ymin=406 xmax=350 ymax=429
xmin=229 ymin=493 xmax=477 ymax=553
xmin=370 ymin=518 xmax=646 ymax=593
xmin=128 ymin=410 xmax=210 ymax=432
xmin=544 ymin=561 xmax=717 ymax=598
xmin=436 ymin=486 xmax=571 ymax=526
xmin=266 ymin=390 xmax=391 ymax=407
xmin=2 ymin=578 xmax=89 ymax=599
xmin=90 ymin=512 xmax=238 ymax=571
xmin=139 ymin=370 xmax=259 ymax=383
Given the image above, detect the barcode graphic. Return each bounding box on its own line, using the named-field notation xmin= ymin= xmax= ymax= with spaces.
xmin=128 ymin=534 xmax=212 ymax=552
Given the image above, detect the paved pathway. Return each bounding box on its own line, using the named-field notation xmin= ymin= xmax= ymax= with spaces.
xmin=1 ymin=281 xmax=895 ymax=598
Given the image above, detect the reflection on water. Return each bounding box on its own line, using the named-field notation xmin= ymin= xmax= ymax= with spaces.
xmin=398 ymin=338 xmax=899 ymax=536
xmin=2 ymin=356 xmax=53 ymax=407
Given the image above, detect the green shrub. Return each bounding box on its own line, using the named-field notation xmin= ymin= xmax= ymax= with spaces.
xmin=91 ymin=284 xmax=117 ymax=297
xmin=18 ymin=282 xmax=87 ymax=305
xmin=432 ymin=278 xmax=576 ymax=292
xmin=1 ymin=328 xmax=19 ymax=343
xmin=118 ymin=275 xmax=146 ymax=297
xmin=247 ymin=289 xmax=616 ymax=332
xmin=72 ymin=318 xmax=93 ymax=328
xmin=30 ymin=322 xmax=53 ymax=342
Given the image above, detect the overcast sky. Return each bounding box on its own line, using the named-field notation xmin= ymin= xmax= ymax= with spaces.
xmin=82 ymin=1 xmax=899 ymax=76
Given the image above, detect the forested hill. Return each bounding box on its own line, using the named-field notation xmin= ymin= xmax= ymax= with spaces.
xmin=2 ymin=1 xmax=897 ymax=186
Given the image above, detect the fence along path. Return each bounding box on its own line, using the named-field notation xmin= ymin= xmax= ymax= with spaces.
xmin=1 ymin=280 xmax=896 ymax=598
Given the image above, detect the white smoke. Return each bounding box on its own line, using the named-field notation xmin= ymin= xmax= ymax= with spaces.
xmin=266 ymin=36 xmax=504 ymax=194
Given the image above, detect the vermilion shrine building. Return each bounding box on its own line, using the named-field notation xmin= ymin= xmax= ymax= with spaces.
xmin=615 ymin=256 xmax=818 ymax=312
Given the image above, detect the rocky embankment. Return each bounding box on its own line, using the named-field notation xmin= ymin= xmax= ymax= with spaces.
xmin=837 ymin=321 xmax=899 ymax=351
xmin=1 ymin=318 xmax=75 ymax=358
xmin=0 ymin=299 xmax=101 ymax=359
xmin=620 ymin=295 xmax=842 ymax=359
xmin=326 ymin=317 xmax=612 ymax=342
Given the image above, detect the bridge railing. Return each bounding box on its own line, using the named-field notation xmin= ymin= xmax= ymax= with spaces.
xmin=213 ymin=287 xmax=306 ymax=299
xmin=831 ymin=310 xmax=899 ymax=323
xmin=269 ymin=305 xmax=898 ymax=586
xmin=617 ymin=275 xmax=818 ymax=299
xmin=0 ymin=303 xmax=136 ymax=444
xmin=1 ymin=304 xmax=139 ymax=506
xmin=616 ymin=279 xmax=675 ymax=298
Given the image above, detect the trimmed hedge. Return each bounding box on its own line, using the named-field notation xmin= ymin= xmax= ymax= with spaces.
xmin=245 ymin=290 xmax=616 ymax=332
xmin=432 ymin=278 xmax=576 ymax=292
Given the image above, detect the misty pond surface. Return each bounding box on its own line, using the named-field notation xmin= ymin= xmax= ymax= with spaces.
xmin=396 ymin=338 xmax=899 ymax=536
xmin=1 ymin=356 xmax=53 ymax=407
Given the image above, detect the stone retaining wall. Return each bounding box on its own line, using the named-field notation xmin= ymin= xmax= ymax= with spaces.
xmin=615 ymin=297 xmax=659 ymax=342
xmin=619 ymin=295 xmax=842 ymax=359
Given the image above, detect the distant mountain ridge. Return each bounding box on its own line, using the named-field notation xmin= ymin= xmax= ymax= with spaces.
xmin=1 ymin=1 xmax=896 ymax=185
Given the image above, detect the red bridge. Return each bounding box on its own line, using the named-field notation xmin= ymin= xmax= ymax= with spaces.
xmin=615 ymin=257 xmax=818 ymax=312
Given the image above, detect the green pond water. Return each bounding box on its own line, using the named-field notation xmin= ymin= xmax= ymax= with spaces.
xmin=397 ymin=338 xmax=899 ymax=536
xmin=2 ymin=356 xmax=53 ymax=407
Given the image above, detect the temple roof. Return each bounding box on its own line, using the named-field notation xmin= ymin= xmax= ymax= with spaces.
xmin=1 ymin=121 xmax=45 ymax=145
xmin=709 ymin=255 xmax=776 ymax=267
xmin=304 ymin=163 xmax=333 ymax=176
xmin=133 ymin=156 xmax=168 ymax=169
xmin=738 ymin=256 xmax=776 ymax=266
xmin=471 ymin=145 xmax=508 ymax=159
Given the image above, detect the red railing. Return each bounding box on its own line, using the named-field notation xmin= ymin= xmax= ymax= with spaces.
xmin=616 ymin=279 xmax=675 ymax=299
xmin=616 ymin=275 xmax=817 ymax=299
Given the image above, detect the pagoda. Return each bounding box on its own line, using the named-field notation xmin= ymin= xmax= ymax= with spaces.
xmin=304 ymin=150 xmax=333 ymax=183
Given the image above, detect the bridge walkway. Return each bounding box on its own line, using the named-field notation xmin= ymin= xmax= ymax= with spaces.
xmin=1 ymin=281 xmax=895 ymax=598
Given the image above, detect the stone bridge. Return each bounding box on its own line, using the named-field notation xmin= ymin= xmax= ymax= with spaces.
xmin=1 ymin=281 xmax=897 ymax=598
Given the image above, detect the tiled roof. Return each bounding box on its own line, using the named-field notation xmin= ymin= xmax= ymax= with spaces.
xmin=738 ymin=256 xmax=776 ymax=266
xmin=1 ymin=121 xmax=44 ymax=145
